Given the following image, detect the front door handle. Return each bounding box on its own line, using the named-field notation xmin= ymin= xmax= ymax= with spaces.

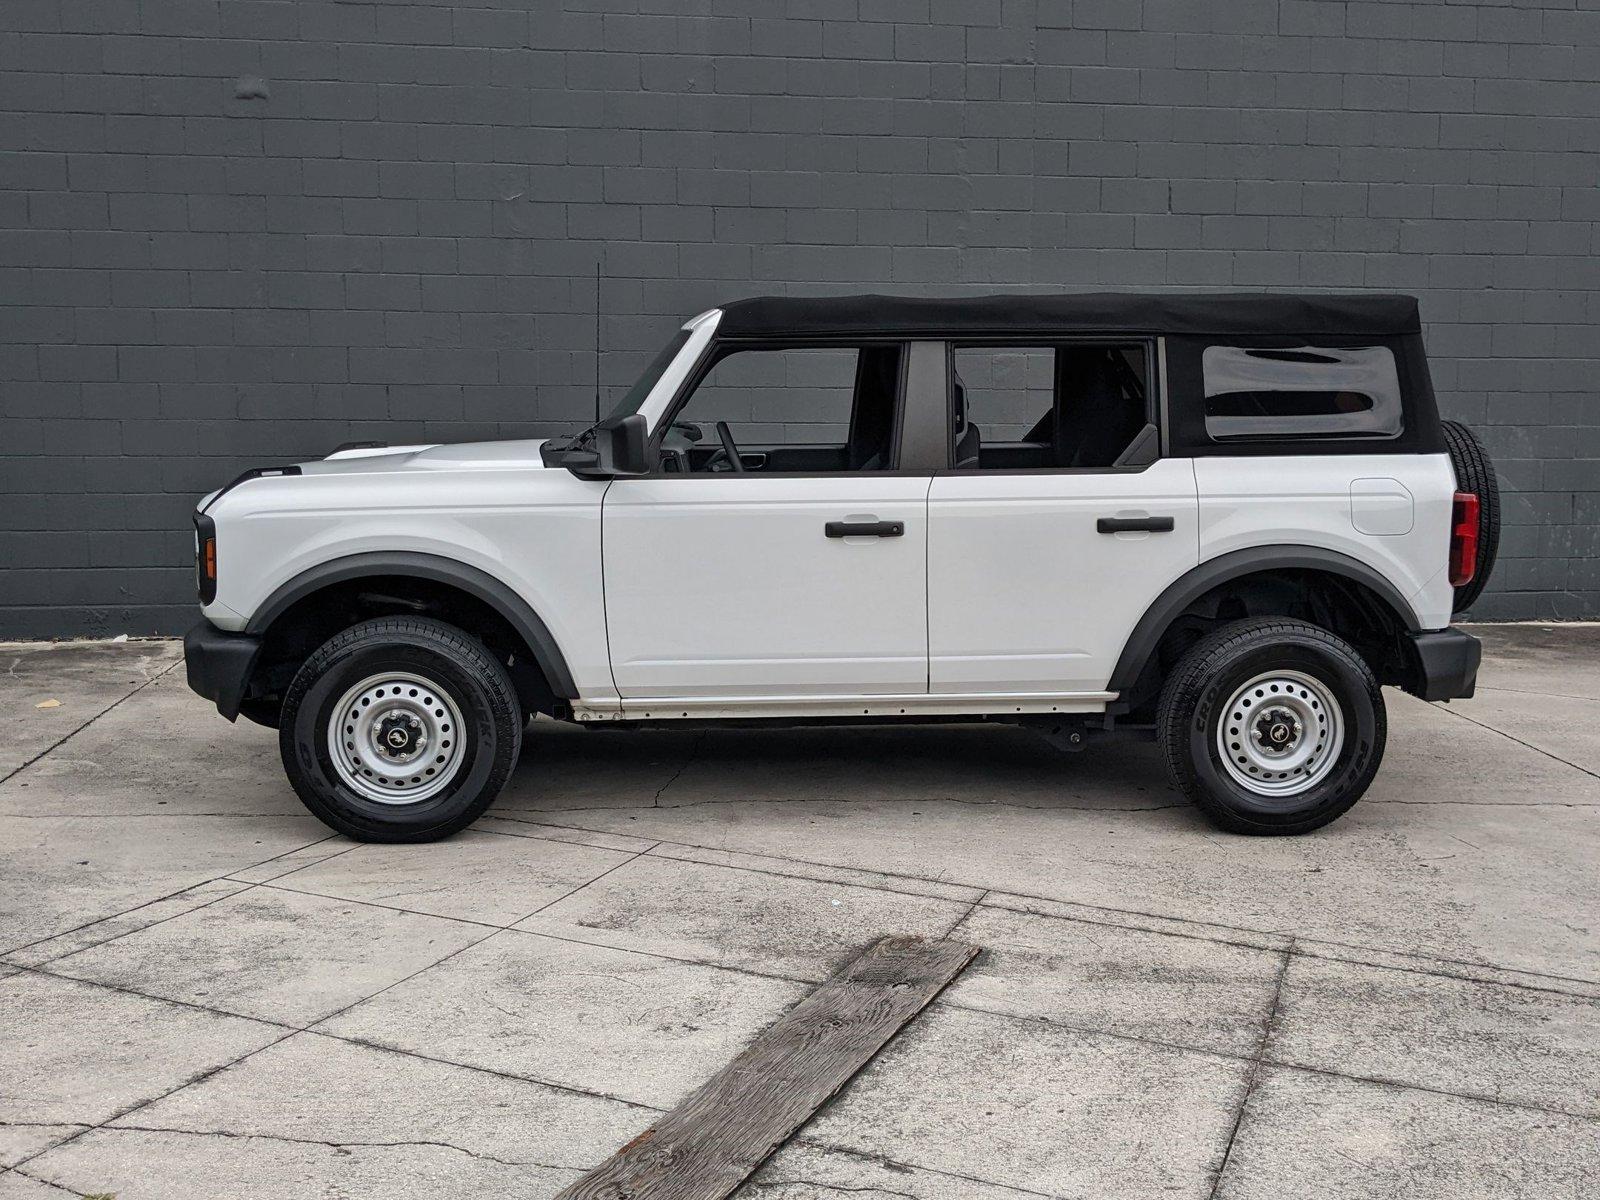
xmin=1097 ymin=516 xmax=1174 ymax=534
xmin=826 ymin=520 xmax=904 ymax=538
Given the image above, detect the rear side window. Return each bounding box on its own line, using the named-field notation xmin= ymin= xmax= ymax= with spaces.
xmin=1202 ymin=346 xmax=1402 ymax=441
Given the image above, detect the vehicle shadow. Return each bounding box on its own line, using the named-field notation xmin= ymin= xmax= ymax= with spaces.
xmin=496 ymin=718 xmax=1177 ymax=815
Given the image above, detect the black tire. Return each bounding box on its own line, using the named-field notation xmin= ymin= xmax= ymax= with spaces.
xmin=1441 ymin=419 xmax=1500 ymax=613
xmin=1157 ymin=618 xmax=1385 ymax=836
xmin=279 ymin=616 xmax=522 ymax=842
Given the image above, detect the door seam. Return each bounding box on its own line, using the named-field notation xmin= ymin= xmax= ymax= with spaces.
xmin=923 ymin=473 xmax=934 ymax=694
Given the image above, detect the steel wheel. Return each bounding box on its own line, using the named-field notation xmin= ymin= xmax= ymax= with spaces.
xmin=326 ymin=671 xmax=466 ymax=805
xmin=1214 ymin=669 xmax=1344 ymax=799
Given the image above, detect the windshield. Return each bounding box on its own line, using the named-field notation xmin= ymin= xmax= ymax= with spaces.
xmin=607 ymin=328 xmax=691 ymax=421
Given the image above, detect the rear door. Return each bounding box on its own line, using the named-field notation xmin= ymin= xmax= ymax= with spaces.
xmin=926 ymin=340 xmax=1200 ymax=696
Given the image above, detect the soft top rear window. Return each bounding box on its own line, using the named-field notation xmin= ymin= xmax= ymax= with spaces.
xmin=1202 ymin=345 xmax=1402 ymax=441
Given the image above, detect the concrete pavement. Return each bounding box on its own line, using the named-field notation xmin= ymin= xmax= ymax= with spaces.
xmin=1 ymin=626 xmax=1597 ymax=1198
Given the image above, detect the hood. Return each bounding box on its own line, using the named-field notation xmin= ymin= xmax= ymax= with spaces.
xmin=197 ymin=439 xmax=552 ymax=513
xmin=297 ymin=438 xmax=551 ymax=476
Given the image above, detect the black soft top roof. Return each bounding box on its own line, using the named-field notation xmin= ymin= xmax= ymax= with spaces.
xmin=716 ymin=292 xmax=1421 ymax=339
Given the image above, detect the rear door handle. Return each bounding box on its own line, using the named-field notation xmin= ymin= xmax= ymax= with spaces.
xmin=826 ymin=520 xmax=904 ymax=538
xmin=1097 ymin=516 xmax=1174 ymax=534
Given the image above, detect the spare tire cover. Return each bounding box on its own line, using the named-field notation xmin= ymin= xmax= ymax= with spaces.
xmin=1441 ymin=419 xmax=1500 ymax=613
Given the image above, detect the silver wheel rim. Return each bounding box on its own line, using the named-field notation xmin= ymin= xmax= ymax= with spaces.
xmin=1215 ymin=669 xmax=1344 ymax=799
xmin=326 ymin=672 xmax=466 ymax=805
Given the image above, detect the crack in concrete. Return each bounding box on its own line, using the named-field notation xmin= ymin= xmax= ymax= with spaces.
xmin=787 ymin=1142 xmax=1064 ymax=1200
xmin=1207 ymin=941 xmax=1293 ymax=1199
xmin=746 ymin=1181 xmax=919 ymax=1199
xmin=512 ymin=843 xmax=660 ymax=921
xmin=1432 ymin=700 xmax=1600 ymax=782
xmin=102 ymin=1124 xmax=584 ymax=1173
xmin=0 ymin=658 xmax=184 ymax=788
xmin=652 ymin=730 xmax=705 ymax=807
xmin=487 ymin=814 xmax=1600 ymax=996
xmin=5 ymin=1167 xmax=88 ymax=1197
xmin=1474 ymin=683 xmax=1600 ymax=702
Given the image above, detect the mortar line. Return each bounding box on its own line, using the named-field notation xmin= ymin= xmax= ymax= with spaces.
xmin=0 ymin=657 xmax=184 ymax=788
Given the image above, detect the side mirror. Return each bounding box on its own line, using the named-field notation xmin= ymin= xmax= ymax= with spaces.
xmin=592 ymin=413 xmax=649 ymax=477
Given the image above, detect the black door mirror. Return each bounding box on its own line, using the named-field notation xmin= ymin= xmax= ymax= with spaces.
xmin=592 ymin=413 xmax=649 ymax=476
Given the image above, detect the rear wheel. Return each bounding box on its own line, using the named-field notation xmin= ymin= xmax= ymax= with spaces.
xmin=1157 ymin=618 xmax=1385 ymax=835
xmin=1441 ymin=419 xmax=1500 ymax=613
xmin=279 ymin=616 xmax=521 ymax=842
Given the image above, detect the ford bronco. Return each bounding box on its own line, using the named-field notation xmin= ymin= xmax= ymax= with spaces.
xmin=184 ymin=293 xmax=1495 ymax=841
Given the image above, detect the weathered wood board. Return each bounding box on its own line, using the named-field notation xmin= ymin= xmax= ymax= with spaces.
xmin=555 ymin=934 xmax=980 ymax=1200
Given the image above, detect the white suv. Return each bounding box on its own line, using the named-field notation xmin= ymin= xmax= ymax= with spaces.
xmin=184 ymin=293 xmax=1495 ymax=842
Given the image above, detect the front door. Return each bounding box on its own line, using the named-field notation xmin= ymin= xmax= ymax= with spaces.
xmin=601 ymin=340 xmax=933 ymax=701
xmin=603 ymin=475 xmax=931 ymax=698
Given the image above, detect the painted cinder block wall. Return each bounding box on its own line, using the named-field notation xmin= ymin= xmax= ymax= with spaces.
xmin=2 ymin=0 xmax=1597 ymax=636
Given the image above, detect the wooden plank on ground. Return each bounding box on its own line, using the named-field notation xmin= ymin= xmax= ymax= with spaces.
xmin=555 ymin=934 xmax=979 ymax=1200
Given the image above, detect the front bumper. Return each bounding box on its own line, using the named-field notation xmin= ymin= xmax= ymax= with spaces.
xmin=1405 ymin=628 xmax=1481 ymax=702
xmin=184 ymin=621 xmax=263 ymax=721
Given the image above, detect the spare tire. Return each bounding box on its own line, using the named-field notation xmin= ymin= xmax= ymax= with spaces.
xmin=1441 ymin=419 xmax=1500 ymax=613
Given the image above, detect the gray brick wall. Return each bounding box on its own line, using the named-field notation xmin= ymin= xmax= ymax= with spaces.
xmin=2 ymin=0 xmax=1598 ymax=637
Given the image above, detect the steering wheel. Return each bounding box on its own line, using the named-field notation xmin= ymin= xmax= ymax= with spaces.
xmin=711 ymin=420 xmax=745 ymax=473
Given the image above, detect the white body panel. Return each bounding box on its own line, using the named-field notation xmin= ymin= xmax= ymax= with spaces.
xmin=1193 ymin=454 xmax=1457 ymax=631
xmin=927 ymin=459 xmax=1200 ymax=693
xmin=601 ymin=475 xmax=932 ymax=698
xmin=202 ymin=446 xmax=617 ymax=699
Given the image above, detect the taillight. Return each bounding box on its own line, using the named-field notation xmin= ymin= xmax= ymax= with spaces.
xmin=1449 ymin=492 xmax=1479 ymax=587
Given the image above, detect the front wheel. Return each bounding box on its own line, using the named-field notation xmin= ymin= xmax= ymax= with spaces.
xmin=279 ymin=617 xmax=522 ymax=842
xmin=1157 ymin=618 xmax=1385 ymax=835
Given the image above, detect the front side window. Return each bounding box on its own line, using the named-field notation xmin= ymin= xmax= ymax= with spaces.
xmin=1201 ymin=345 xmax=1402 ymax=440
xmin=949 ymin=343 xmax=1150 ymax=470
xmin=658 ymin=344 xmax=903 ymax=473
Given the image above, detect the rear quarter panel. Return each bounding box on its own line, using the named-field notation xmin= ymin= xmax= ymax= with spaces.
xmin=1194 ymin=453 xmax=1457 ymax=629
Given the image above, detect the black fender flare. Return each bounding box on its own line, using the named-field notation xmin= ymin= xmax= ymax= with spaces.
xmin=245 ymin=551 xmax=578 ymax=699
xmin=1106 ymin=545 xmax=1423 ymax=697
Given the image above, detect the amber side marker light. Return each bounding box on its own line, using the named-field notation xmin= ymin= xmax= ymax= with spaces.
xmin=1449 ymin=491 xmax=1479 ymax=587
xmin=194 ymin=512 xmax=218 ymax=603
